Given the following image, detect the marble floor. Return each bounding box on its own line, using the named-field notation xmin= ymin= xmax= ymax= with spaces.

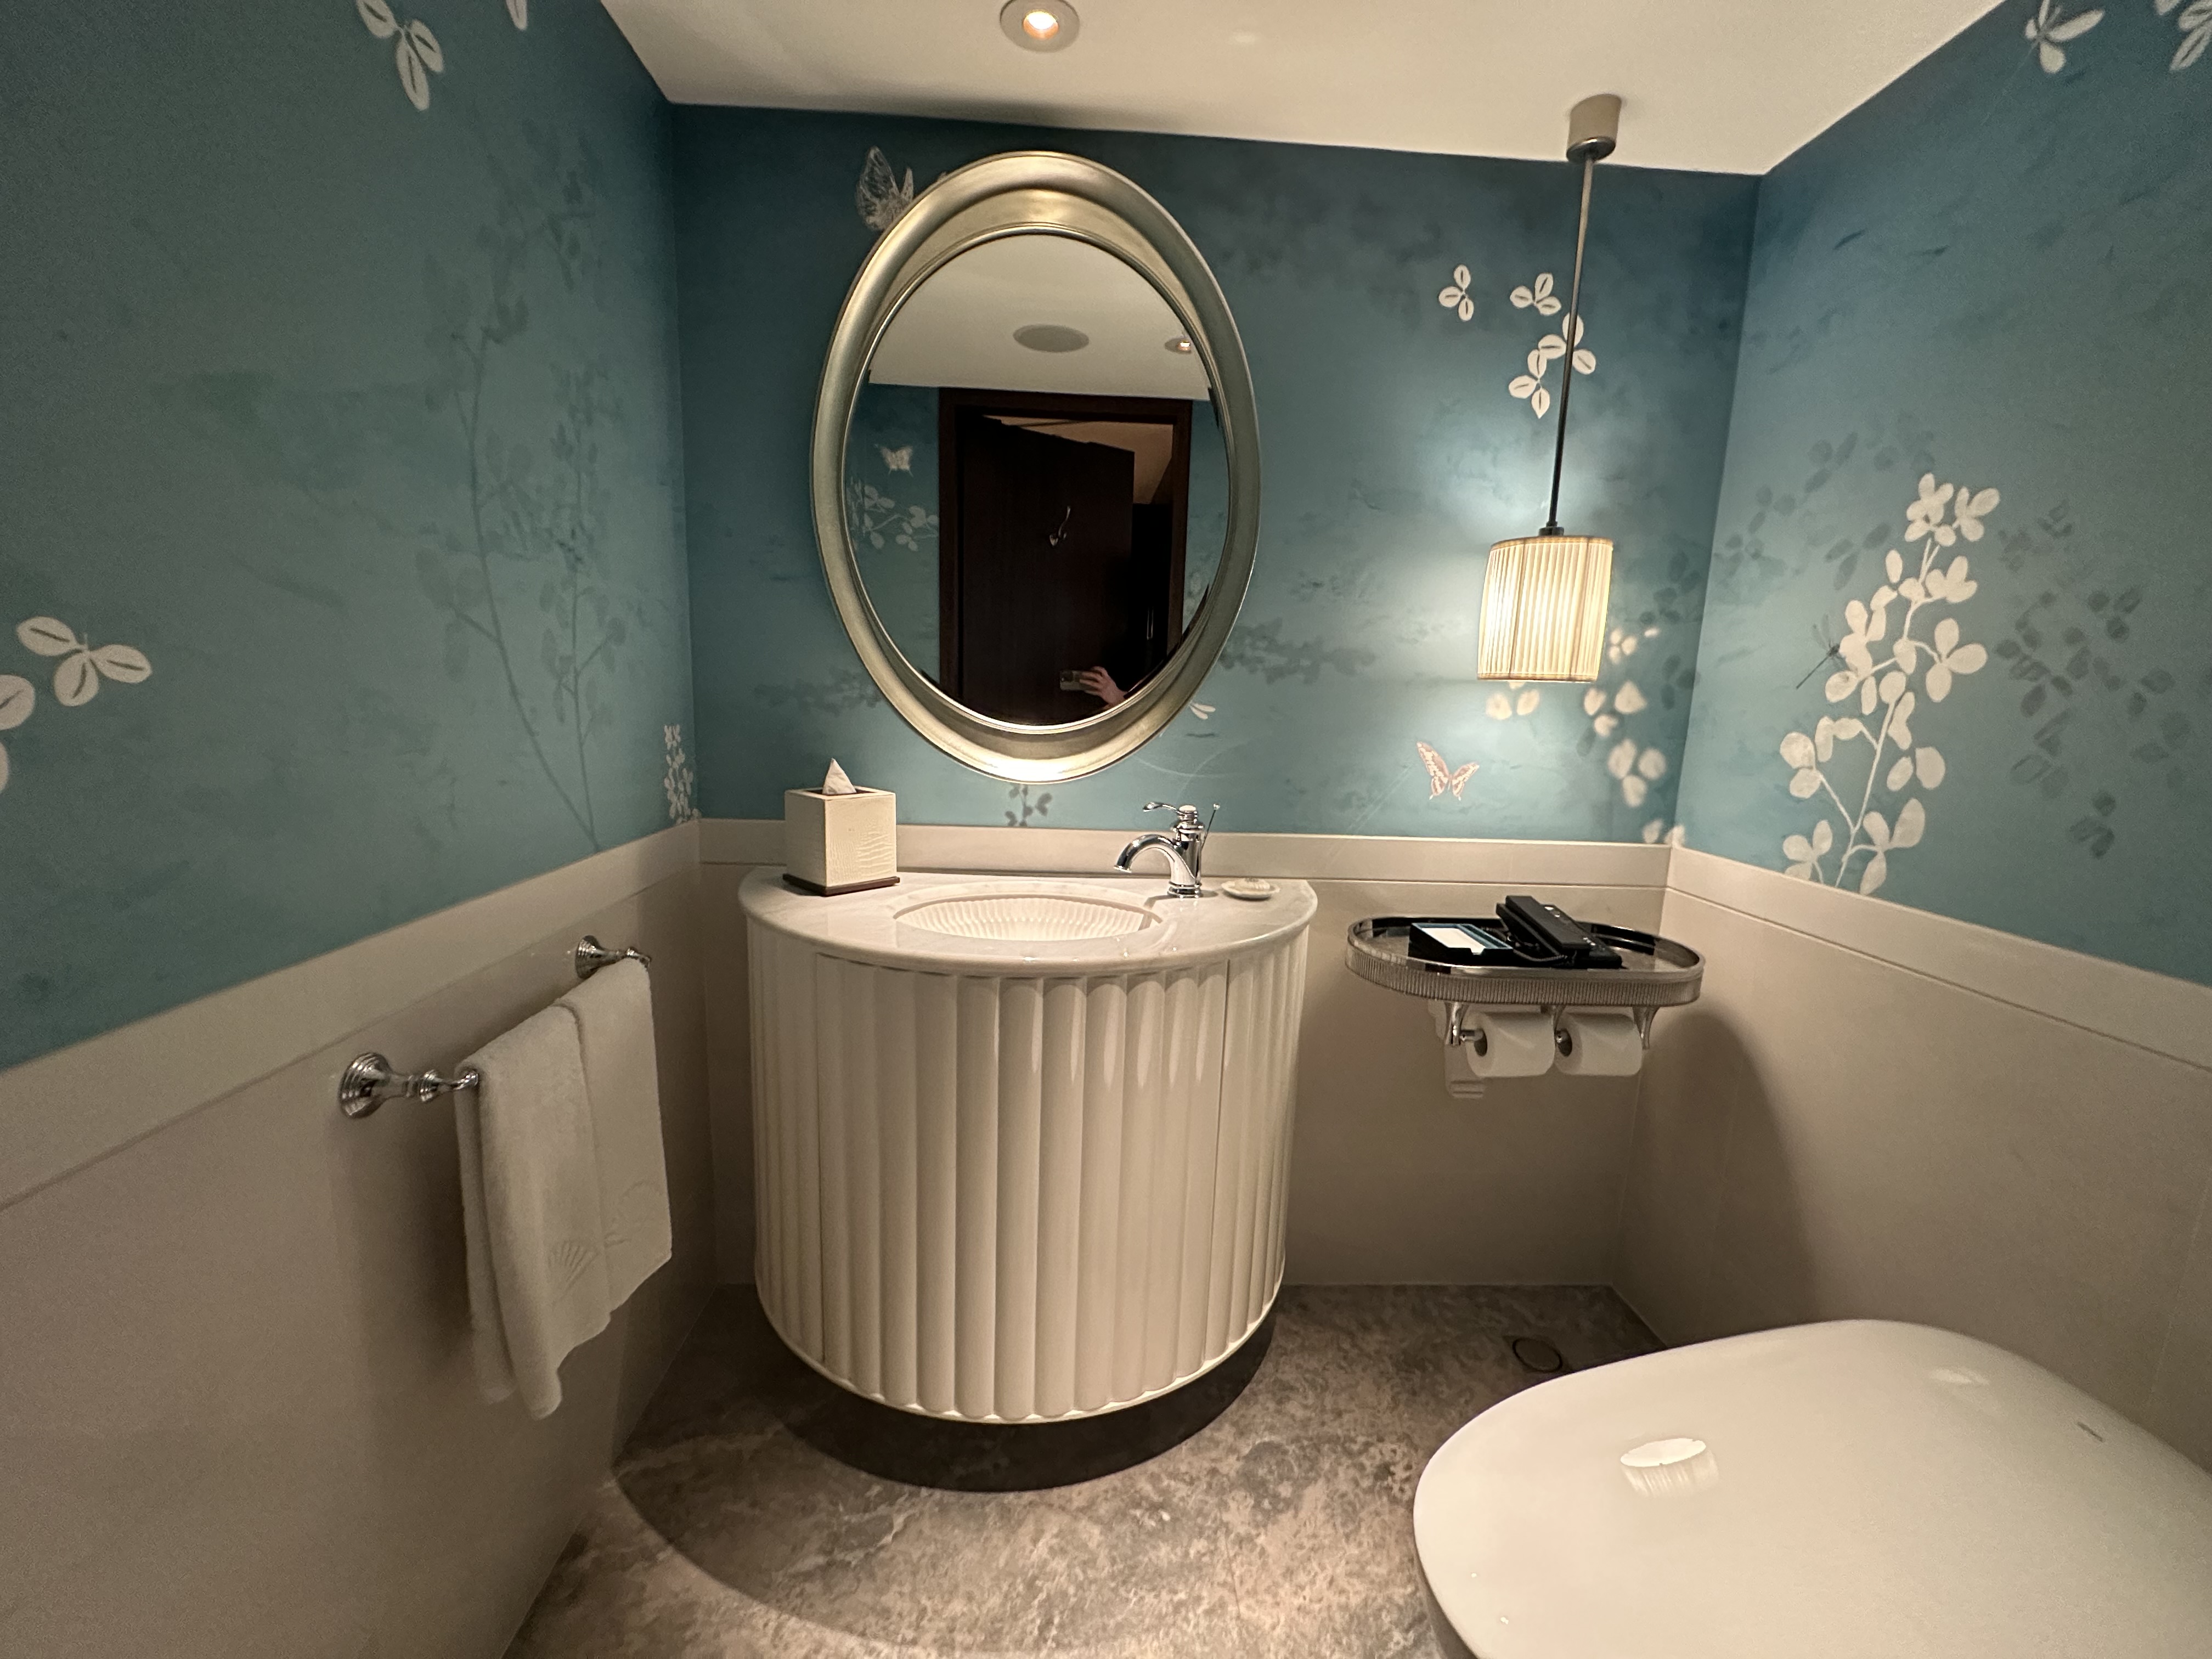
xmin=508 ymin=1284 xmax=1660 ymax=1658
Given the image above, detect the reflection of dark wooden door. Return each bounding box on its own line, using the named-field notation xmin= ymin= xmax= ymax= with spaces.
xmin=951 ymin=415 xmax=1133 ymax=723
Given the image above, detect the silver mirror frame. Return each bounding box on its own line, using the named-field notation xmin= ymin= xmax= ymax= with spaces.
xmin=811 ymin=151 xmax=1261 ymax=782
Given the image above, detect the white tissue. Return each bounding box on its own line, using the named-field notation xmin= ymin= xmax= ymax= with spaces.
xmin=821 ymin=758 xmax=858 ymax=796
xmin=1554 ymin=1011 xmax=1644 ymax=1076
xmin=1458 ymin=1011 xmax=1556 ymax=1078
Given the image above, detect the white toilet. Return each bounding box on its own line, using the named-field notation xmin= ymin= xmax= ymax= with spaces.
xmin=1414 ymin=1320 xmax=2212 ymax=1657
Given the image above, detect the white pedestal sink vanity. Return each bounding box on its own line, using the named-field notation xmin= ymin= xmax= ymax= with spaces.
xmin=742 ymin=870 xmax=1316 ymax=1421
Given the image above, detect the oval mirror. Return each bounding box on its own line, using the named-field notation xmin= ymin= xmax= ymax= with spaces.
xmin=813 ymin=153 xmax=1260 ymax=781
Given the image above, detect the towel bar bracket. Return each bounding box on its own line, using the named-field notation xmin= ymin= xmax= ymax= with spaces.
xmin=338 ymin=1052 xmax=482 ymax=1119
xmin=574 ymin=935 xmax=651 ymax=980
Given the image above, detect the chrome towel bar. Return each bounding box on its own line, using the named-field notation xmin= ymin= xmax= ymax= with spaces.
xmin=337 ymin=936 xmax=646 ymax=1117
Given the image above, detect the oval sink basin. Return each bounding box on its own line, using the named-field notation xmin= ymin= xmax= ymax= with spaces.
xmin=898 ymin=892 xmax=1160 ymax=941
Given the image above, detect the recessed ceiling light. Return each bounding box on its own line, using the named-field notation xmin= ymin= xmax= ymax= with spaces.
xmin=1164 ymin=336 xmax=1194 ymax=354
xmin=1001 ymin=0 xmax=1079 ymax=52
xmin=1014 ymin=323 xmax=1089 ymax=353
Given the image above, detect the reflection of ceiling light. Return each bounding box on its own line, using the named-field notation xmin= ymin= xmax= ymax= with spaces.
xmin=1164 ymin=336 xmax=1193 ymax=354
xmin=1001 ymin=0 xmax=1079 ymax=51
xmin=1013 ymin=323 xmax=1090 ymax=353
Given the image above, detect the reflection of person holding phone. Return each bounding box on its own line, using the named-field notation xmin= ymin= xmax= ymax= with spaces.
xmin=1074 ymin=666 xmax=1125 ymax=707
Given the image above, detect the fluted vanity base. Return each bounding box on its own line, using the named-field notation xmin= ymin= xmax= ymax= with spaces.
xmin=748 ymin=927 xmax=1308 ymax=1422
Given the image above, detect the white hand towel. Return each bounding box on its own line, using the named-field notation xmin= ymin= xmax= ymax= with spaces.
xmin=455 ymin=1003 xmax=612 ymax=1419
xmin=557 ymin=957 xmax=672 ymax=1309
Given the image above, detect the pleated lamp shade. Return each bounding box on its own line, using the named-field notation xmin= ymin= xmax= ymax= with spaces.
xmin=1478 ymin=534 xmax=1614 ymax=681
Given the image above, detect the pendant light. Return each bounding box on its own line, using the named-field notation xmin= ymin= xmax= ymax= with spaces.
xmin=1479 ymin=93 xmax=1622 ymax=682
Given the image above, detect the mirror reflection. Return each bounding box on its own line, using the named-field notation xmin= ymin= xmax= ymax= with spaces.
xmin=847 ymin=233 xmax=1227 ymax=726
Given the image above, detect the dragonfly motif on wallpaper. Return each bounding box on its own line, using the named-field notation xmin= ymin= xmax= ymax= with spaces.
xmin=1797 ymin=616 xmax=1846 ymax=690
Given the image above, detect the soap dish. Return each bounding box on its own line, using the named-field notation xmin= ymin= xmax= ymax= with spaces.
xmin=1218 ymin=878 xmax=1278 ymax=901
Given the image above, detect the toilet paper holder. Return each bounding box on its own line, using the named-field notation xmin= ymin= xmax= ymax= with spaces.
xmin=1430 ymin=1003 xmax=1650 ymax=1096
xmin=1439 ymin=1001 xmax=1655 ymax=1054
xmin=1346 ymin=916 xmax=1705 ymax=1098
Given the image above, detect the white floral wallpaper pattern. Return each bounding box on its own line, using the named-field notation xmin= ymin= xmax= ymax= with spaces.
xmin=2157 ymin=0 xmax=2212 ymax=70
xmin=2025 ymin=2 xmax=2104 ymax=73
xmin=354 ymin=0 xmax=529 ymax=112
xmin=0 ymin=618 xmax=151 ymax=798
xmin=1506 ymin=273 xmax=1594 ymax=420
xmin=662 ymin=722 xmax=697 ymax=823
xmin=1775 ymin=476 xmax=1993 ymax=894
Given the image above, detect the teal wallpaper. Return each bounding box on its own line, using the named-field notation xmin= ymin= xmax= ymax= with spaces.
xmin=0 ymin=0 xmax=693 ymax=1071
xmin=16 ymin=1 xmax=2194 ymax=1076
xmin=1673 ymin=0 xmax=2212 ymax=983
xmin=676 ymin=110 xmax=1757 ymax=838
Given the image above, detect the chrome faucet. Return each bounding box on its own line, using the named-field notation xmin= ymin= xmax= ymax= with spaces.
xmin=1115 ymin=802 xmax=1216 ymax=898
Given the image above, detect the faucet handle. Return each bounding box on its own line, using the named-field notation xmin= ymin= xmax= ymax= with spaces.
xmin=1143 ymin=801 xmax=1209 ymax=835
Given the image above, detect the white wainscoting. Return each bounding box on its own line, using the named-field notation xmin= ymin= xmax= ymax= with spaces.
xmin=1623 ymin=847 xmax=2212 ymax=1469
xmin=9 ymin=810 xmax=2205 ymax=1659
xmin=0 ymin=824 xmax=714 ymax=1659
xmin=0 ymin=823 xmax=699 ymax=1209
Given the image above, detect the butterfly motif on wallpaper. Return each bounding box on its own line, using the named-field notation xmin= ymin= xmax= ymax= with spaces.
xmin=881 ymin=445 xmax=914 ymax=472
xmin=857 ymin=149 xmax=918 ymax=232
xmin=1417 ymin=741 xmax=1477 ymax=800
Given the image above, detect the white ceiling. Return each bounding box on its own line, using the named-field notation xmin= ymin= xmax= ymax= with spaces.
xmin=869 ymin=234 xmax=1211 ymax=399
xmin=601 ymin=0 xmax=1996 ymax=174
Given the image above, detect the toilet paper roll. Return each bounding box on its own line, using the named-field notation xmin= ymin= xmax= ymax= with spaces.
xmin=1554 ymin=1011 xmax=1643 ymax=1076
xmin=1459 ymin=1011 xmax=1556 ymax=1078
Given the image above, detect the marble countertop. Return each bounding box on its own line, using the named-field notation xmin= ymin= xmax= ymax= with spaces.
xmin=738 ymin=867 xmax=1317 ymax=975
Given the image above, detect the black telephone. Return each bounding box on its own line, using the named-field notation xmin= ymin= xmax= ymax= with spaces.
xmin=1495 ymin=894 xmax=1624 ymax=970
xmin=1402 ymin=895 xmax=1626 ymax=970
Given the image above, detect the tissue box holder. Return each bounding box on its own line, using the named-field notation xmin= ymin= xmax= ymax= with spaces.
xmin=783 ymin=787 xmax=899 ymax=895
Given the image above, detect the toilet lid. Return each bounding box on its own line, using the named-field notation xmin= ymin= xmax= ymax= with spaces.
xmin=1414 ymin=1320 xmax=2212 ymax=1658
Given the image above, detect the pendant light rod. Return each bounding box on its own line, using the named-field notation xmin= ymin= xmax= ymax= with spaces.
xmin=1539 ymin=93 xmax=1621 ymax=538
xmin=1541 ymin=155 xmax=1596 ymax=538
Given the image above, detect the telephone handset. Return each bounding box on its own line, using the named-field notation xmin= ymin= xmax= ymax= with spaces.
xmin=1497 ymin=894 xmax=1624 ymax=970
